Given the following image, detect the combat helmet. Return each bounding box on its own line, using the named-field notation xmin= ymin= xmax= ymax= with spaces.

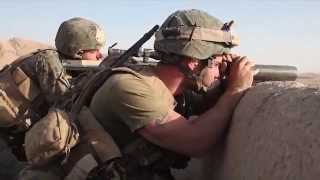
xmin=55 ymin=17 xmax=106 ymax=59
xmin=154 ymin=9 xmax=239 ymax=61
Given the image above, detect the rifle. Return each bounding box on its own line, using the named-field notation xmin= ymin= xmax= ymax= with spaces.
xmin=253 ymin=65 xmax=297 ymax=81
xmin=62 ymin=60 xmax=102 ymax=71
xmin=107 ymin=48 xmax=299 ymax=82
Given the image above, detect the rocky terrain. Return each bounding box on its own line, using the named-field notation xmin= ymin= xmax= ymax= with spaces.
xmin=0 ymin=38 xmax=50 ymax=69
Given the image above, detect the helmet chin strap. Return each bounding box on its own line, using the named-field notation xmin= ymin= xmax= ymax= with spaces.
xmin=157 ymin=51 xmax=198 ymax=81
xmin=157 ymin=51 xmax=211 ymax=90
xmin=177 ymin=62 xmax=197 ymax=82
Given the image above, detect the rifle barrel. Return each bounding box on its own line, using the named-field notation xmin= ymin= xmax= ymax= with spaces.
xmin=253 ymin=65 xmax=298 ymax=81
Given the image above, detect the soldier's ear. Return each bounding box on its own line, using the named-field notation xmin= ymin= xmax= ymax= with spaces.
xmin=184 ymin=58 xmax=199 ymax=71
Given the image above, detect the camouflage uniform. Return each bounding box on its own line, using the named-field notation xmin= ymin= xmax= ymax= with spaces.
xmin=21 ymin=49 xmax=72 ymax=106
xmin=0 ymin=17 xmax=106 ymax=180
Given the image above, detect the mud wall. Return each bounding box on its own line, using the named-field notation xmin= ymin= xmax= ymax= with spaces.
xmin=174 ymin=81 xmax=320 ymax=180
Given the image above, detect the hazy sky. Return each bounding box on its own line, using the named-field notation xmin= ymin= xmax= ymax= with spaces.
xmin=1 ymin=0 xmax=319 ymax=72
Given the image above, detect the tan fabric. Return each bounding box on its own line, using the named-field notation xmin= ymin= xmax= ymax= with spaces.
xmin=62 ymin=59 xmax=102 ymax=71
xmin=0 ymin=90 xmax=18 ymax=127
xmin=78 ymin=106 xmax=121 ymax=162
xmin=62 ymin=107 xmax=121 ymax=179
xmin=64 ymin=154 xmax=98 ymax=180
xmin=17 ymin=167 xmax=63 ymax=180
xmin=0 ymin=49 xmax=73 ymax=128
xmin=24 ymin=108 xmax=79 ymax=165
xmin=0 ymin=65 xmax=41 ymax=127
xmin=90 ymin=67 xmax=175 ymax=147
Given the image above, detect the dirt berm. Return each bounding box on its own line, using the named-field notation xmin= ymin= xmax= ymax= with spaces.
xmin=174 ymin=81 xmax=320 ymax=180
xmin=0 ymin=38 xmax=50 ymax=69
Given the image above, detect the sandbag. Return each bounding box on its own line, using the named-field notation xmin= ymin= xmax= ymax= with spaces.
xmin=25 ymin=108 xmax=79 ymax=165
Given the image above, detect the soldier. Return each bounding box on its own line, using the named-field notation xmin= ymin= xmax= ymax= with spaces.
xmin=87 ymin=9 xmax=254 ymax=179
xmin=0 ymin=17 xmax=106 ymax=180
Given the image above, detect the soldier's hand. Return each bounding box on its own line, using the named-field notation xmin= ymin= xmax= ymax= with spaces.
xmin=226 ymin=56 xmax=254 ymax=94
xmin=219 ymin=53 xmax=238 ymax=76
xmin=218 ymin=54 xmax=232 ymax=75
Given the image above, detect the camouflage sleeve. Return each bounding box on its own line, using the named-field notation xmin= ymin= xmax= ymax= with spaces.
xmin=34 ymin=51 xmax=71 ymax=104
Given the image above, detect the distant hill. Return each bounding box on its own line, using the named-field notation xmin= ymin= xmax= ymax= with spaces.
xmin=299 ymin=72 xmax=320 ymax=79
xmin=0 ymin=37 xmax=51 ymax=69
xmin=297 ymin=73 xmax=320 ymax=87
xmin=0 ymin=38 xmax=319 ymax=87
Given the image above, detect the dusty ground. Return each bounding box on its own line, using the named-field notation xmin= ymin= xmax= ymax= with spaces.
xmin=297 ymin=73 xmax=320 ymax=87
xmin=0 ymin=38 xmax=50 ymax=69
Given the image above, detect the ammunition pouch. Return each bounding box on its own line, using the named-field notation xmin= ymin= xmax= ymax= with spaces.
xmin=24 ymin=108 xmax=79 ymax=165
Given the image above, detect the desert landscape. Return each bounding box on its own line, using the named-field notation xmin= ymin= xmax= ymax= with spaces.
xmin=297 ymin=73 xmax=320 ymax=87
xmin=1 ymin=37 xmax=319 ymax=87
xmin=0 ymin=38 xmax=51 ymax=68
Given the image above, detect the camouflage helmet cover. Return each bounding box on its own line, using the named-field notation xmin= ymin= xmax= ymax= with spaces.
xmin=55 ymin=17 xmax=106 ymax=59
xmin=154 ymin=9 xmax=239 ymax=60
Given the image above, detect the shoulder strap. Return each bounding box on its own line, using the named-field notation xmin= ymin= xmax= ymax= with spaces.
xmin=70 ymin=67 xmax=140 ymax=121
xmin=111 ymin=67 xmax=144 ymax=78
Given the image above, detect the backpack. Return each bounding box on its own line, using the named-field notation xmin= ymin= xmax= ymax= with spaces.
xmin=23 ymin=67 xmax=132 ymax=168
xmin=0 ymin=53 xmax=42 ymax=129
